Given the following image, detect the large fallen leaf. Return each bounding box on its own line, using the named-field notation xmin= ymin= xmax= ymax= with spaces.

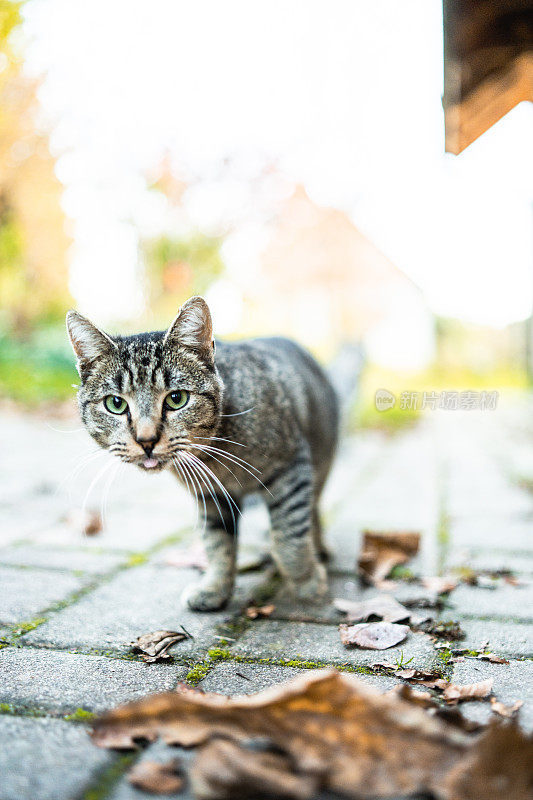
xmin=357 ymin=530 xmax=420 ymax=585
xmin=490 ymin=698 xmax=523 ymax=718
xmin=189 ymin=739 xmax=318 ymax=800
xmin=443 ymin=678 xmax=493 ymax=704
xmin=339 ymin=621 xmax=409 ymax=650
xmin=130 ymin=630 xmax=190 ymax=663
xmin=128 ymin=759 xmax=183 ymax=794
xmin=334 ymin=594 xmax=411 ymax=623
xmin=443 ymin=722 xmax=533 ymax=800
xmin=90 ymin=669 xmax=533 ymax=800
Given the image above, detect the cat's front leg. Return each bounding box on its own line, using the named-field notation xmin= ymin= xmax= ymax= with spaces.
xmin=182 ymin=496 xmax=239 ymax=612
xmin=265 ymin=453 xmax=328 ymax=603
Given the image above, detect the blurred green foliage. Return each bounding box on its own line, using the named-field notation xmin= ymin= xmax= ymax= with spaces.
xmin=0 ymin=327 xmax=77 ymax=405
xmin=143 ymin=232 xmax=225 ymax=322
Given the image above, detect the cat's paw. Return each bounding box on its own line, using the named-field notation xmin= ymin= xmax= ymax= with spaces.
xmin=291 ymin=563 xmax=328 ymax=603
xmin=182 ymin=578 xmax=233 ymax=612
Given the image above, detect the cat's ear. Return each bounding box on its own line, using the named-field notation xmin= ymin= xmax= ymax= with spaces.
xmin=163 ymin=296 xmax=214 ymax=360
xmin=66 ymin=310 xmax=117 ymax=369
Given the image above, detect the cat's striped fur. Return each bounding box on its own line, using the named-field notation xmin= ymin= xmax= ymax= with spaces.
xmin=67 ymin=297 xmax=339 ymax=610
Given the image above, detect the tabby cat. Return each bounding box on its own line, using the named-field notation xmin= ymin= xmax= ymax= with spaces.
xmin=67 ymin=297 xmax=339 ymax=610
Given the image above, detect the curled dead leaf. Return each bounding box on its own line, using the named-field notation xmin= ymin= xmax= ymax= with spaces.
xmin=339 ymin=621 xmax=409 ymax=650
xmin=357 ymin=530 xmax=420 ymax=585
xmin=245 ymin=604 xmax=275 ymax=620
xmin=443 ymin=678 xmax=493 ymax=705
xmin=490 ymin=698 xmax=523 ymax=718
xmin=422 ymin=619 xmax=465 ymax=641
xmin=334 ymin=594 xmax=410 ymax=624
xmin=478 ymin=653 xmax=509 ymax=664
xmin=130 ymin=630 xmax=190 ymax=663
xmin=128 ymin=759 xmax=183 ymax=794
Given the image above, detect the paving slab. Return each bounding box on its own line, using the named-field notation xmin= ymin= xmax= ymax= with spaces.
xmin=0 ymin=647 xmax=189 ymax=714
xmin=230 ymin=620 xmax=438 ymax=670
xmin=24 ymin=564 xmax=269 ymax=658
xmin=199 ymin=660 xmax=304 ymax=694
xmin=448 ymin=582 xmax=533 ymax=622
xmin=0 ymin=544 xmax=126 ymax=575
xmin=0 ymin=565 xmax=88 ymax=625
xmin=448 ymin=658 xmax=533 ymax=732
xmin=200 ymin=659 xmax=400 ymax=695
xmin=0 ymin=715 xmax=114 ymax=800
xmin=445 ymin=548 xmax=533 ymax=576
xmin=458 ymin=617 xmax=533 ymax=657
xmin=449 ymin=515 xmax=533 ymax=551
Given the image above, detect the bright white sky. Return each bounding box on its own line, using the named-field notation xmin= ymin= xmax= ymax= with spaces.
xmin=20 ymin=0 xmax=533 ymax=328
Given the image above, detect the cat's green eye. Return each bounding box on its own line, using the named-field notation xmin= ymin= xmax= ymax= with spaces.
xmin=164 ymin=390 xmax=189 ymax=410
xmin=104 ymin=395 xmax=128 ymax=415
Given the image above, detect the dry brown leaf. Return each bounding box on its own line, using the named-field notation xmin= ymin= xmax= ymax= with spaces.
xmin=490 ymin=698 xmax=523 ymax=718
xmin=244 ymin=604 xmax=275 ymax=620
xmin=65 ymin=508 xmax=102 ymax=536
xmin=334 ymin=594 xmax=410 ymax=623
xmin=421 ymin=576 xmax=458 ymax=594
xmin=422 ymin=620 xmax=465 ymax=641
xmin=357 ymin=530 xmax=420 ymax=585
xmin=443 ymin=678 xmax=493 ymax=704
xmin=128 ymin=759 xmax=183 ymax=794
xmin=130 ymin=630 xmax=190 ymax=663
xmin=91 ymin=669 xmax=533 ymax=800
xmin=339 ymin=621 xmax=409 ymax=650
xmin=478 ymin=653 xmax=509 ymax=664
xmin=189 ymin=739 xmax=319 ymax=800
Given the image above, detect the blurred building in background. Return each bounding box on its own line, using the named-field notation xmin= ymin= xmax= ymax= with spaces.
xmin=244 ymin=185 xmax=434 ymax=369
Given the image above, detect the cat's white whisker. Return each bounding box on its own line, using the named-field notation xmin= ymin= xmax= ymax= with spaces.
xmin=190 ymin=443 xmax=273 ymax=496
xmin=182 ymin=452 xmax=230 ymax=532
xmin=80 ymin=459 xmax=115 ymax=534
xmin=194 ymin=436 xmax=247 ymax=448
xmin=190 ymin=446 xmax=243 ymax=488
xmin=185 ymin=450 xmax=241 ymax=530
xmin=173 ymin=455 xmax=201 ymax=531
xmin=190 ymin=443 xmax=262 ymax=474
xmin=219 ymin=407 xmax=255 ymax=417
xmin=177 ymin=454 xmax=207 ymax=534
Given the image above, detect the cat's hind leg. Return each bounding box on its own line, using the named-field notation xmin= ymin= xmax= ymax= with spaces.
xmin=182 ymin=495 xmax=239 ymax=612
xmin=265 ymin=452 xmax=327 ymax=602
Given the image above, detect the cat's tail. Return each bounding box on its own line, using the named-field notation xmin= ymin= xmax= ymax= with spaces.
xmin=327 ymin=342 xmax=364 ymax=426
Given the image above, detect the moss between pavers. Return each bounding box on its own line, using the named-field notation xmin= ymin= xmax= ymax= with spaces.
xmin=205 ymin=647 xmax=378 ymax=676
xmin=82 ymin=753 xmax=139 ymax=800
xmin=64 ymin=708 xmax=96 ymax=722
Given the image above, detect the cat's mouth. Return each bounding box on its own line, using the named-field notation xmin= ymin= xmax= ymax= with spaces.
xmin=138 ymin=456 xmax=167 ymax=472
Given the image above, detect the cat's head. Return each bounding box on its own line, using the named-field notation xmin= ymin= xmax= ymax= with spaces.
xmin=66 ymin=296 xmax=223 ymax=472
